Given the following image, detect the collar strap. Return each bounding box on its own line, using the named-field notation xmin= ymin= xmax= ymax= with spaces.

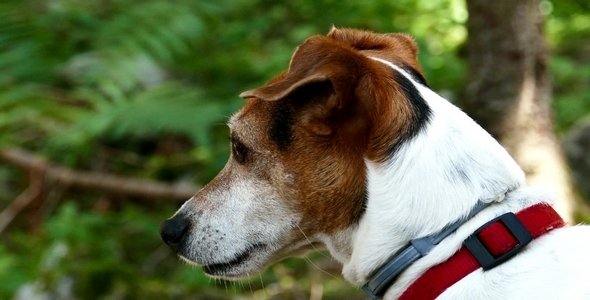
xmin=399 ymin=203 xmax=565 ymax=300
xmin=362 ymin=201 xmax=491 ymax=299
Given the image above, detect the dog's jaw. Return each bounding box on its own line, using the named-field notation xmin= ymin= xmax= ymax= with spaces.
xmin=341 ymin=62 xmax=526 ymax=284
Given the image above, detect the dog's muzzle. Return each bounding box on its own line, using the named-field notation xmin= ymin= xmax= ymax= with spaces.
xmin=159 ymin=214 xmax=189 ymax=251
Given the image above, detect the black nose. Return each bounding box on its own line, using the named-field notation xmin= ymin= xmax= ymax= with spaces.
xmin=159 ymin=215 xmax=189 ymax=249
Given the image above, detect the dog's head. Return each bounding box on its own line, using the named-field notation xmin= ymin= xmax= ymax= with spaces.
xmin=159 ymin=28 xmax=429 ymax=279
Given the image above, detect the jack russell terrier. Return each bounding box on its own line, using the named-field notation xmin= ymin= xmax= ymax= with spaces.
xmin=160 ymin=28 xmax=590 ymax=299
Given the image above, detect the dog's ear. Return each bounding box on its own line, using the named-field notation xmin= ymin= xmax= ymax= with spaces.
xmin=327 ymin=27 xmax=425 ymax=83
xmin=239 ymin=72 xmax=332 ymax=103
xmin=240 ymin=36 xmax=368 ymax=136
xmin=239 ymin=71 xmax=341 ymax=137
xmin=239 ymin=36 xmax=360 ymax=108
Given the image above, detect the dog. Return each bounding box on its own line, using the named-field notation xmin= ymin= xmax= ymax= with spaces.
xmin=160 ymin=28 xmax=590 ymax=299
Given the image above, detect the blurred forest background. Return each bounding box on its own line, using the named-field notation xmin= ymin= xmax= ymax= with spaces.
xmin=1 ymin=0 xmax=589 ymax=299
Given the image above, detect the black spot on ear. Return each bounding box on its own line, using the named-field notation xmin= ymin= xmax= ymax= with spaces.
xmin=269 ymin=104 xmax=295 ymax=151
xmin=387 ymin=70 xmax=432 ymax=157
xmin=401 ymin=63 xmax=429 ymax=88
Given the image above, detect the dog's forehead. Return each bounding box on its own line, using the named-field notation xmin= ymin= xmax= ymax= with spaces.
xmin=228 ymin=99 xmax=275 ymax=144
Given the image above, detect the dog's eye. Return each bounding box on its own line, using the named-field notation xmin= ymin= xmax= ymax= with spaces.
xmin=231 ymin=140 xmax=249 ymax=164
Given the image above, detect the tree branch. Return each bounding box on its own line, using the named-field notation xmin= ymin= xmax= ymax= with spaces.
xmin=0 ymin=148 xmax=200 ymax=202
xmin=0 ymin=168 xmax=44 ymax=234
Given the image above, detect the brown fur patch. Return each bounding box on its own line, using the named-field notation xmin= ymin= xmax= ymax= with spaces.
xmin=235 ymin=28 xmax=427 ymax=235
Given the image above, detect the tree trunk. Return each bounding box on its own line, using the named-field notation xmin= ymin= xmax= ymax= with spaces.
xmin=464 ymin=0 xmax=577 ymax=223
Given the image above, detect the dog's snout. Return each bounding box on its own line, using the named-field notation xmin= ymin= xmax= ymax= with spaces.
xmin=159 ymin=215 xmax=189 ymax=249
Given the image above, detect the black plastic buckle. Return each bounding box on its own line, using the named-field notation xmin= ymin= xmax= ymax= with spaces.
xmin=463 ymin=212 xmax=532 ymax=270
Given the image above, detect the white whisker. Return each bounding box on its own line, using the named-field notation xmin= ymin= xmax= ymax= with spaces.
xmin=303 ymin=255 xmax=340 ymax=280
xmin=295 ymin=223 xmax=329 ymax=258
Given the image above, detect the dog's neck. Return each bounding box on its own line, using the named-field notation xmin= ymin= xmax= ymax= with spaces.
xmin=334 ymin=59 xmax=526 ymax=284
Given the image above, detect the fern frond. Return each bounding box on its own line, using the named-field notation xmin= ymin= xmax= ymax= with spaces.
xmin=48 ymin=82 xmax=228 ymax=153
xmin=94 ymin=1 xmax=207 ymax=64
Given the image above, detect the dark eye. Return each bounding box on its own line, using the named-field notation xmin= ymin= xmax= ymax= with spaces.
xmin=232 ymin=139 xmax=248 ymax=163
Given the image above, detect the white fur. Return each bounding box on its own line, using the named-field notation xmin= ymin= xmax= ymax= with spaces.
xmin=339 ymin=58 xmax=590 ymax=299
xmin=342 ymin=58 xmax=526 ymax=282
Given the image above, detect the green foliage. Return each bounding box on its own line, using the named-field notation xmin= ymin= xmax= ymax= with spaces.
xmin=0 ymin=0 xmax=471 ymax=160
xmin=547 ymin=0 xmax=590 ymax=133
xmin=551 ymin=56 xmax=590 ymax=132
xmin=0 ymin=202 xmax=361 ymax=299
xmin=0 ymin=0 xmax=589 ymax=299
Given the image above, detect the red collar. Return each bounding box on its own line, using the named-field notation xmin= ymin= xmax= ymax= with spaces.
xmin=399 ymin=203 xmax=565 ymax=300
